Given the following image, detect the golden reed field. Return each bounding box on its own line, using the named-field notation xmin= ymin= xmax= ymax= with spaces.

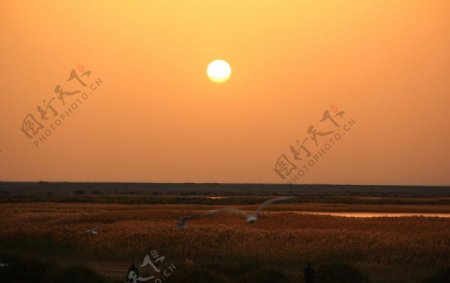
xmin=0 ymin=202 xmax=449 ymax=283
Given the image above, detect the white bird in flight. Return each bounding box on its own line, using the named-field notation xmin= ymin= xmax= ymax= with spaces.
xmin=0 ymin=262 xmax=9 ymax=268
xmin=80 ymin=226 xmax=101 ymax=235
xmin=177 ymin=196 xmax=294 ymax=229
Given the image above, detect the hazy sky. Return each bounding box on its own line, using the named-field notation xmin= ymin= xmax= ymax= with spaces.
xmin=0 ymin=0 xmax=449 ymax=185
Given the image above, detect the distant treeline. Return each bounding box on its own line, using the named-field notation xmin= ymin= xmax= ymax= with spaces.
xmin=0 ymin=193 xmax=450 ymax=206
xmin=0 ymin=182 xmax=449 ymax=198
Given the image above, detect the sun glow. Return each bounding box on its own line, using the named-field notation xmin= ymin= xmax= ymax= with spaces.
xmin=207 ymin=60 xmax=231 ymax=83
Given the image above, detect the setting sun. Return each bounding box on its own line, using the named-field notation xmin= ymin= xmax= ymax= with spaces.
xmin=207 ymin=59 xmax=231 ymax=83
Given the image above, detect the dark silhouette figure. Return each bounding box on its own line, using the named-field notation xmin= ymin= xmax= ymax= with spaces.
xmin=304 ymin=262 xmax=315 ymax=283
xmin=127 ymin=263 xmax=139 ymax=283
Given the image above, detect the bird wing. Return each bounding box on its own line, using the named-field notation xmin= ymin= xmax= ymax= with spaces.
xmin=177 ymin=207 xmax=248 ymax=226
xmin=203 ymin=207 xmax=248 ymax=218
xmin=80 ymin=226 xmax=100 ymax=233
xmin=255 ymin=196 xmax=294 ymax=215
xmin=178 ymin=215 xmax=194 ymax=226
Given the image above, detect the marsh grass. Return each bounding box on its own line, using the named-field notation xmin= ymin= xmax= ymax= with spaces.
xmin=0 ymin=203 xmax=448 ymax=283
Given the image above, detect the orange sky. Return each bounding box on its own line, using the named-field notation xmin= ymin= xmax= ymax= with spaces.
xmin=0 ymin=0 xmax=449 ymax=185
